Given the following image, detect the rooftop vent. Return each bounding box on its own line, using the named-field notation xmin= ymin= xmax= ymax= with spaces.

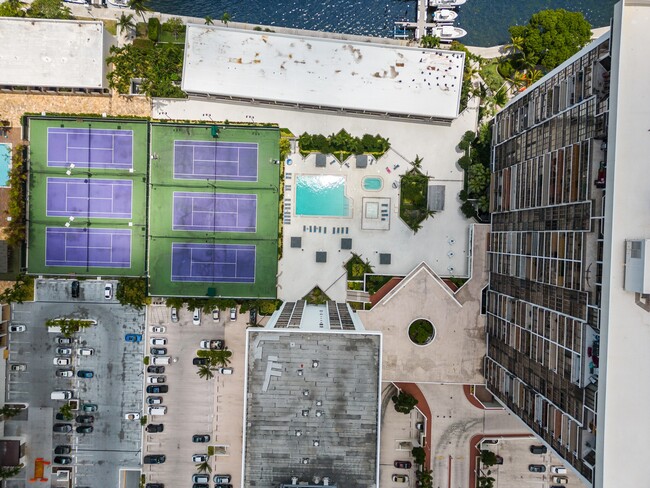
xmin=303 ymin=389 xmax=310 ymax=396
xmin=295 ymin=430 xmax=302 ymax=436
xmin=323 ymin=477 xmax=330 ymax=485
xmin=302 ymin=409 xmax=310 ymax=417
xmin=313 ymin=476 xmax=321 ymax=484
xmin=315 ymin=410 xmax=324 ymax=417
xmin=292 ymin=477 xmax=299 ymax=484
xmin=312 ymin=360 xmax=319 ymax=368
xmin=297 ymin=369 xmax=303 ymax=376
xmin=302 ymin=458 xmax=310 ymax=464
xmin=316 ymin=400 xmax=322 ymax=406
xmin=313 ymin=439 xmax=320 ymax=447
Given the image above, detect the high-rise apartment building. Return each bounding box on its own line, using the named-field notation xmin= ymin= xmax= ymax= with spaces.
xmin=485 ymin=2 xmax=650 ymax=486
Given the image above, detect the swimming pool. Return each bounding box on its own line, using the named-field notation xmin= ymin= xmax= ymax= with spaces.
xmin=0 ymin=144 xmax=10 ymax=187
xmin=363 ymin=176 xmax=383 ymax=191
xmin=296 ymin=175 xmax=351 ymax=217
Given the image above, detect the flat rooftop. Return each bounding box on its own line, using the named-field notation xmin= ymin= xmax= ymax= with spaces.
xmin=244 ymin=330 xmax=381 ymax=488
xmin=0 ymin=18 xmax=105 ymax=89
xmin=182 ymin=25 xmax=464 ymax=119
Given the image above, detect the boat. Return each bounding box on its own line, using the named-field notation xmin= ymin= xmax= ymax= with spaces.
xmin=107 ymin=0 xmax=129 ymax=7
xmin=431 ymin=25 xmax=467 ymax=40
xmin=63 ymin=0 xmax=89 ymax=4
xmin=432 ymin=9 xmax=458 ymax=22
xmin=429 ymin=0 xmax=467 ymax=7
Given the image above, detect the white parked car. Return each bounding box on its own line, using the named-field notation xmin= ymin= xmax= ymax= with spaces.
xmin=56 ymin=347 xmax=72 ymax=356
xmin=77 ymin=348 xmax=94 ymax=356
xmin=170 ymin=307 xmax=178 ymax=323
xmin=124 ymin=413 xmax=140 ymax=421
xmin=150 ymin=326 xmax=166 ymax=334
xmin=192 ymin=309 xmax=201 ymax=325
xmin=192 ymin=454 xmax=208 ymax=463
xmin=147 ymin=376 xmax=166 ymax=384
xmin=10 ymin=364 xmax=26 ymax=372
xmin=551 ymin=466 xmax=568 ymax=474
xmin=150 ymin=337 xmax=167 ymax=346
xmin=212 ymin=309 xmax=219 ymax=321
xmin=199 ymin=340 xmax=211 ymax=349
xmin=218 ymin=367 xmax=233 ymax=375
xmin=53 ymin=357 xmax=70 ymax=366
xmin=104 ymin=283 xmax=113 ymax=300
xmin=9 ymin=324 xmax=26 ymax=332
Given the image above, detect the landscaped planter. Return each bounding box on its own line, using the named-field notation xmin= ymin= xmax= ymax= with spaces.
xmin=408 ymin=318 xmax=435 ymax=346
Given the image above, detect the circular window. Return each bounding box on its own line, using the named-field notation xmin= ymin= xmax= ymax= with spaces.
xmin=408 ymin=319 xmax=435 ymax=346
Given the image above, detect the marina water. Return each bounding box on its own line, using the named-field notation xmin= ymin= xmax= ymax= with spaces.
xmin=149 ymin=0 xmax=617 ymax=46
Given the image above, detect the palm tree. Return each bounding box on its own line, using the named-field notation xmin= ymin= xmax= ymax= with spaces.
xmin=221 ymin=12 xmax=231 ymax=26
xmin=492 ymin=86 xmax=509 ymax=108
xmin=526 ymin=69 xmax=543 ymax=86
xmin=508 ymin=71 xmax=527 ymax=90
xmin=210 ymin=349 xmax=232 ymax=368
xmin=196 ymin=365 xmax=215 ymax=380
xmin=128 ymin=0 xmax=150 ymax=21
xmin=196 ymin=461 xmax=212 ymax=473
xmin=504 ymin=35 xmax=524 ymax=56
xmin=412 ymin=155 xmax=423 ymax=170
xmin=420 ymin=35 xmax=440 ymax=49
xmin=0 ymin=464 xmax=23 ymax=480
xmin=0 ymin=405 xmax=21 ymax=419
xmin=204 ymin=16 xmax=213 ymax=25
xmin=117 ymin=13 xmax=135 ymax=36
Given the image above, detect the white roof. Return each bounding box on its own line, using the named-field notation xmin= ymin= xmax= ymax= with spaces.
xmin=0 ymin=18 xmax=105 ymax=89
xmin=182 ymin=25 xmax=465 ymax=119
xmin=597 ymin=1 xmax=650 ymax=487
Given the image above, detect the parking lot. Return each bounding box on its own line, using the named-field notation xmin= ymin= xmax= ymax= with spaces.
xmin=6 ymin=279 xmax=145 ymax=488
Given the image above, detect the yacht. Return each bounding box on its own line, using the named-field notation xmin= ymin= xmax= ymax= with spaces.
xmin=107 ymin=0 xmax=129 ymax=7
xmin=429 ymin=0 xmax=467 ymax=7
xmin=432 ymin=9 xmax=458 ymax=22
xmin=431 ymin=25 xmax=467 ymax=40
xmin=63 ymin=0 xmax=89 ymax=4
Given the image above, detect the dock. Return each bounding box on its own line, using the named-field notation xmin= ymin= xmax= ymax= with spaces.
xmin=394 ymin=0 xmax=462 ymax=41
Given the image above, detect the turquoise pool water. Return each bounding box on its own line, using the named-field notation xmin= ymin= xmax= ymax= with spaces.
xmin=296 ymin=175 xmax=350 ymax=217
xmin=363 ymin=176 xmax=383 ymax=191
xmin=0 ymin=144 xmax=10 ymax=187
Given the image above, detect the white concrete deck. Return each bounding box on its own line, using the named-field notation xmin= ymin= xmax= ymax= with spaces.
xmin=153 ymin=96 xmax=479 ymax=302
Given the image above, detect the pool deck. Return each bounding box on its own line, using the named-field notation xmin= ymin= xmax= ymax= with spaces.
xmin=153 ymin=96 xmax=478 ymax=302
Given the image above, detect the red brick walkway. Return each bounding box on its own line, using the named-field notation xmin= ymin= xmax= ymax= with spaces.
xmin=394 ymin=382 xmax=432 ymax=468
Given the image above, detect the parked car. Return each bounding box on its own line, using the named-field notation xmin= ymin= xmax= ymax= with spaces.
xmin=151 ymin=326 xmax=166 ymax=333
xmin=77 ymin=370 xmax=94 ymax=378
xmin=56 ymin=369 xmax=74 ymax=378
xmin=192 ymin=454 xmax=208 ymax=463
xmin=77 ymin=348 xmax=94 ymax=356
xmin=76 ymin=425 xmax=93 ymax=434
xmin=53 ymin=358 xmax=71 ymax=366
xmin=529 ymin=464 xmax=546 ymax=473
xmin=552 ymin=477 xmax=569 ymax=484
xmin=151 ymin=356 xmax=171 ymax=365
xmin=530 ymin=445 xmax=548 ymax=454
xmin=56 ymin=347 xmax=72 ymax=356
xmin=170 ymin=308 xmax=178 ymax=322
xmin=214 ymin=475 xmax=232 ymax=484
xmin=9 ymin=324 xmax=26 ymax=332
xmin=71 ymin=280 xmax=80 ymax=298
xmin=192 ymin=434 xmax=210 ymax=443
xmin=212 ymin=309 xmax=220 ymax=321
xmin=394 ymin=461 xmax=412 ymax=469
xmin=551 ymin=466 xmax=567 ymax=474
xmin=192 ymin=474 xmax=209 ymax=483
xmin=146 ymin=385 xmax=169 ymax=394
xmin=218 ymin=367 xmax=233 ymax=375
xmin=146 ymin=424 xmax=164 ymax=433
xmin=76 ymin=415 xmax=94 ymax=424
xmin=150 ymin=338 xmax=167 ymax=346
xmin=81 ymin=403 xmax=97 ymax=412
xmin=229 ymin=308 xmax=237 ymax=321
xmin=124 ymin=413 xmax=140 ymax=421
xmin=192 ymin=309 xmax=201 ymax=325
xmin=104 ymin=283 xmax=113 ymax=299
xmin=55 ymin=413 xmax=67 ymax=421
xmin=125 ymin=334 xmax=142 ymax=343
xmin=147 ymin=396 xmax=163 ymax=405
xmin=54 ymin=456 xmax=72 ymax=465
xmin=143 ymin=455 xmax=166 ymax=464
xmin=192 ymin=357 xmax=208 ymax=366
xmin=249 ymin=308 xmax=257 ymax=325
xmin=147 ymin=376 xmax=166 ymax=384
xmin=56 ymin=336 xmax=72 ymax=345
xmin=10 ymin=364 xmax=26 ymax=372
xmin=392 ymin=475 xmax=409 ymax=483
xmin=214 ymin=485 xmax=233 ymax=488
xmin=53 ymin=423 xmax=72 ymax=433
xmin=54 ymin=445 xmax=71 ymax=455
xmin=150 ymin=347 xmax=167 ymax=356
xmin=145 ymin=484 xmax=164 ymax=488
xmin=200 ymin=339 xmax=223 ymax=350
xmin=193 ymin=484 xmax=209 ymax=488
xmin=147 ymin=366 xmax=165 ymax=374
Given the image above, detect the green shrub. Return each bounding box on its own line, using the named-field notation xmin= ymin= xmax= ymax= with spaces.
xmin=392 ymin=391 xmax=418 ymax=414
xmin=457 ymin=155 xmax=472 ymax=170
xmin=481 ymin=449 xmax=498 ymax=466
xmin=147 ymin=17 xmax=160 ymax=42
xmin=412 ymin=446 xmax=426 ymax=465
xmin=298 ymin=130 xmax=389 ymax=157
xmin=346 ymin=254 xmax=373 ymax=280
xmin=461 ymin=201 xmax=477 ymax=219
xmin=132 ymin=38 xmax=154 ymax=51
xmin=116 ymin=277 xmax=150 ymax=310
xmin=6 ymin=145 xmax=27 ymax=246
xmin=46 ymin=317 xmax=94 ymax=337
xmin=399 ymin=169 xmax=432 ymax=233
xmin=143 ymin=356 xmax=150 ymax=365
xmin=135 ymin=22 xmax=148 ymax=38
xmin=497 ymin=59 xmax=514 ymax=79
xmin=408 ymin=319 xmax=434 ymax=345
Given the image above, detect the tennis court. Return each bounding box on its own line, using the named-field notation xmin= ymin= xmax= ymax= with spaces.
xmin=172 ymin=192 xmax=256 ymax=233
xmin=45 ymin=227 xmax=132 ymax=268
xmin=174 ymin=140 xmax=258 ymax=181
xmin=46 ymin=177 xmax=133 ymax=219
xmin=171 ymin=243 xmax=256 ymax=283
xmin=47 ymin=127 xmax=133 ymax=169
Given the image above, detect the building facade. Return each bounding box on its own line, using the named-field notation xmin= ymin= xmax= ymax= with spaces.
xmin=485 ymin=35 xmax=613 ymax=483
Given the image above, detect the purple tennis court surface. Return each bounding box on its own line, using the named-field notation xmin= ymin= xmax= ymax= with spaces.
xmin=173 ymin=140 xmax=258 ymax=181
xmin=171 ymin=243 xmax=255 ymax=283
xmin=47 ymin=127 xmax=133 ymax=169
xmin=47 ymin=177 xmax=133 ymax=219
xmin=45 ymin=227 xmax=132 ymax=268
xmin=173 ymin=192 xmax=256 ymax=233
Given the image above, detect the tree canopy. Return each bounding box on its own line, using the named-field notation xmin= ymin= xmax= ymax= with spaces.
xmin=509 ymin=9 xmax=592 ymax=71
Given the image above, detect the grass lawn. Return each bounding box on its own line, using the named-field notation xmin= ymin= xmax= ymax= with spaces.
xmin=480 ymin=58 xmax=507 ymax=94
xmin=399 ymin=169 xmax=430 ymax=232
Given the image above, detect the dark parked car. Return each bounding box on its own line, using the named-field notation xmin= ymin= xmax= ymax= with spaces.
xmin=55 ymin=413 xmax=67 ymax=421
xmin=147 ymin=366 xmax=165 ymax=374
xmin=214 ymin=485 xmax=233 ymax=488
xmin=193 ymin=485 xmax=209 ymax=488
xmin=54 ymin=445 xmax=71 ymax=455
xmin=54 ymin=456 xmax=72 ymax=465
xmin=192 ymin=434 xmax=210 ymax=443
xmin=77 ymin=370 xmax=94 ymax=378
xmin=145 ymin=484 xmax=164 ymax=488
xmin=146 ymin=385 xmax=169 ymax=394
xmin=249 ymin=308 xmax=257 ymax=325
xmin=150 ymin=347 xmax=167 ymax=356
xmin=71 ymin=280 xmax=80 ymax=298
xmin=143 ymin=455 xmax=166 ymax=464
xmin=76 ymin=425 xmax=93 ymax=434
xmin=530 ymin=445 xmax=548 ymax=454
xmin=53 ymin=423 xmax=72 ymax=433
xmin=394 ymin=461 xmax=412 ymax=469
xmin=146 ymin=424 xmax=164 ymax=433
xmin=529 ymin=464 xmax=546 ymax=473
xmin=76 ymin=415 xmax=94 ymax=424
xmin=147 ymin=396 xmax=163 ymax=405
xmin=192 ymin=357 xmax=208 ymax=366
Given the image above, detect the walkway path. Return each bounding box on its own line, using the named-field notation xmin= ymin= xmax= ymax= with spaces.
xmin=395 ymin=382 xmax=432 ymax=468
